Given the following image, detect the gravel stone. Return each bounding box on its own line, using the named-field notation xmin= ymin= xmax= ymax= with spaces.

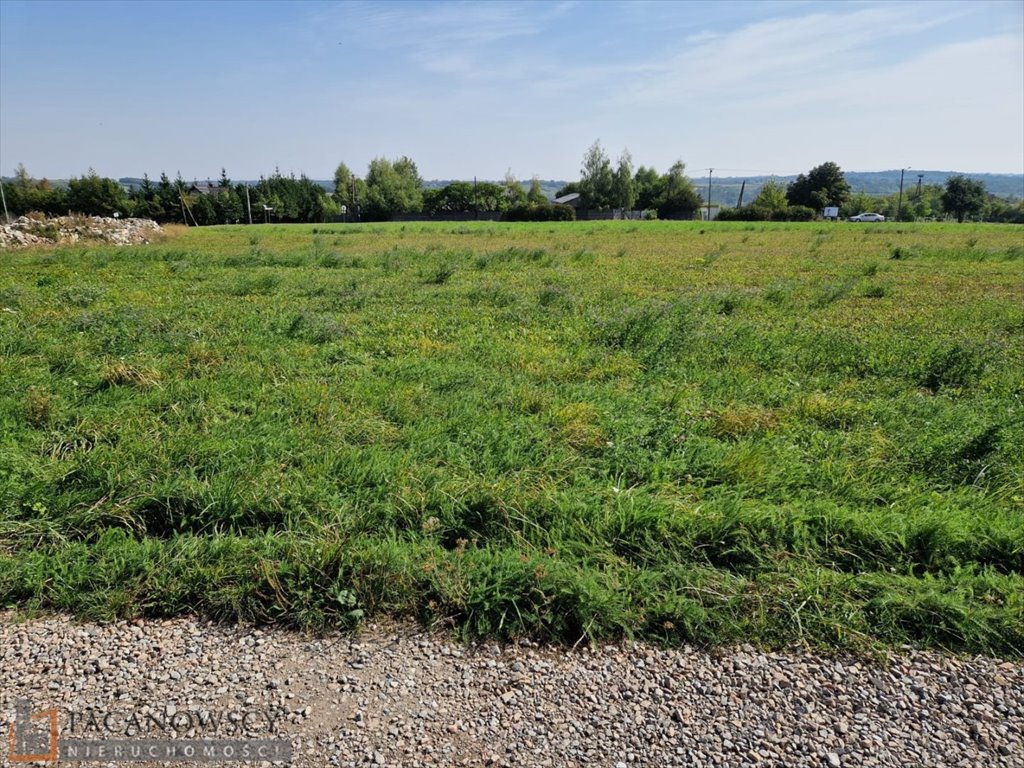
xmin=1 ymin=612 xmax=1021 ymax=767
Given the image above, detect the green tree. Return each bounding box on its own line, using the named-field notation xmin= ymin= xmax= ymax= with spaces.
xmin=787 ymin=162 xmax=850 ymax=211
xmin=2 ymin=166 xmax=68 ymax=216
xmin=67 ymin=170 xmax=128 ymax=216
xmin=255 ymin=171 xmax=297 ymax=220
xmin=14 ymin=163 xmax=31 ymax=190
xmin=657 ymin=161 xmax=701 ymax=218
xmin=579 ymin=140 xmax=614 ymax=209
xmin=128 ymin=174 xmax=166 ymax=221
xmin=941 ymin=175 xmax=986 ymax=223
xmin=424 ymin=181 xmax=474 ymax=214
xmin=983 ymin=196 xmax=1024 ymax=224
xmin=265 ymin=193 xmax=285 ymax=221
xmin=527 ymin=176 xmax=546 ymax=204
xmin=32 ymin=177 xmax=68 ymax=216
xmin=363 ymin=156 xmax=423 ymax=219
xmin=910 ymin=184 xmax=943 ymax=220
xmin=190 ymin=193 xmax=216 ymax=226
xmin=612 ymin=149 xmax=636 ymax=210
xmin=393 ymin=157 xmax=423 ymax=204
xmin=633 ymin=166 xmax=662 ymax=211
xmin=295 ymin=175 xmax=332 ymax=222
xmin=752 ymin=179 xmax=788 ymax=213
xmin=215 ymin=188 xmax=244 ymax=224
xmin=156 ymin=172 xmax=176 ymax=213
xmin=139 ymin=174 xmax=155 ymax=200
xmin=243 ymin=171 xmax=334 ymax=223
xmin=503 ymin=170 xmax=527 ymax=207
xmin=473 ymin=181 xmax=506 ymax=212
xmin=333 ymin=161 xmax=366 ymax=215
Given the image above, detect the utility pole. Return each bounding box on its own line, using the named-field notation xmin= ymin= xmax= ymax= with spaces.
xmin=916 ymin=174 xmax=924 ymax=199
xmin=0 ymin=179 xmax=9 ymax=223
xmin=245 ymin=185 xmax=253 ymax=225
xmin=896 ymin=167 xmax=908 ymax=222
xmin=736 ymin=179 xmax=746 ymax=208
xmin=179 ymin=193 xmax=198 ymax=227
xmin=706 ymin=169 xmax=713 ymax=222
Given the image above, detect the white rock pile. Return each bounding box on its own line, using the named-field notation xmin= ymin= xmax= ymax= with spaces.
xmin=0 ymin=215 xmax=162 ymax=248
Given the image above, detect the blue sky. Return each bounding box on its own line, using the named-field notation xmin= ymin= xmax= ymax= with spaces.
xmin=1 ymin=0 xmax=1021 ymax=182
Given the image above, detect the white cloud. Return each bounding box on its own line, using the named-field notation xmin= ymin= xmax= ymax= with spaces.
xmin=330 ymin=1 xmax=575 ymax=73
xmin=800 ymin=34 xmax=1023 ymax=172
xmin=684 ymin=30 xmax=720 ymax=45
xmin=297 ymin=1 xmax=1024 ymax=176
xmin=622 ymin=5 xmax=966 ymax=106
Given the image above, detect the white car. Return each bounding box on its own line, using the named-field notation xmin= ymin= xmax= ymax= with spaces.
xmin=848 ymin=212 xmax=886 ymax=222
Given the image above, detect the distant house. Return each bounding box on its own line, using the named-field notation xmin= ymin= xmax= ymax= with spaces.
xmin=553 ymin=192 xmax=581 ymax=209
xmin=188 ymin=182 xmax=229 ymax=196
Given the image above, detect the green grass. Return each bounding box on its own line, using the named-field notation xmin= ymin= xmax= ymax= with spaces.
xmin=2 ymin=220 xmax=1022 ymax=656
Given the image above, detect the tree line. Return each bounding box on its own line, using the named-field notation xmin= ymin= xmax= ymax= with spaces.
xmin=333 ymin=158 xmax=573 ymax=221
xmin=0 ymin=164 xmax=338 ymax=225
xmin=719 ymin=161 xmax=1022 ymax=223
xmin=551 ymin=141 xmax=706 ymax=219
xmin=3 ymin=150 xmax=1020 ymax=224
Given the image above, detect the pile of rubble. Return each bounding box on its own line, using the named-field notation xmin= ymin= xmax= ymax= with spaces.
xmin=0 ymin=215 xmax=163 ymax=248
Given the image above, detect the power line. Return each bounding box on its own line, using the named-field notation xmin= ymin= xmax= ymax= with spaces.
xmin=695 ymin=168 xmax=778 ymax=175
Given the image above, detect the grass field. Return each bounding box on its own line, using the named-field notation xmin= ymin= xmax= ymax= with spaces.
xmin=1 ymin=220 xmax=1022 ymax=656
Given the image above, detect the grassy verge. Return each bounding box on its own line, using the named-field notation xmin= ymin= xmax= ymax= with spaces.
xmin=1 ymin=220 xmax=1022 ymax=655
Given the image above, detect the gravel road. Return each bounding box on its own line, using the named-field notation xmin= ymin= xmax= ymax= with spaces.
xmin=2 ymin=613 xmax=1021 ymax=767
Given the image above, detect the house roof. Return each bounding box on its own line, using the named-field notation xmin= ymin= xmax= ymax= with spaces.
xmin=553 ymin=192 xmax=580 ymax=205
xmin=189 ymin=182 xmax=229 ymax=195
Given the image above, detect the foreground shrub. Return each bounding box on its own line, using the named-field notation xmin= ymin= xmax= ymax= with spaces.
xmin=717 ymin=205 xmax=773 ymax=222
xmin=717 ymin=204 xmax=817 ymax=222
xmin=505 ymin=203 xmax=575 ymax=222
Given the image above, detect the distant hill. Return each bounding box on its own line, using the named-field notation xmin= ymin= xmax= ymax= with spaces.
xmin=694 ymin=170 xmax=1023 ymax=207
xmin=844 ymin=170 xmax=1022 ymax=198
